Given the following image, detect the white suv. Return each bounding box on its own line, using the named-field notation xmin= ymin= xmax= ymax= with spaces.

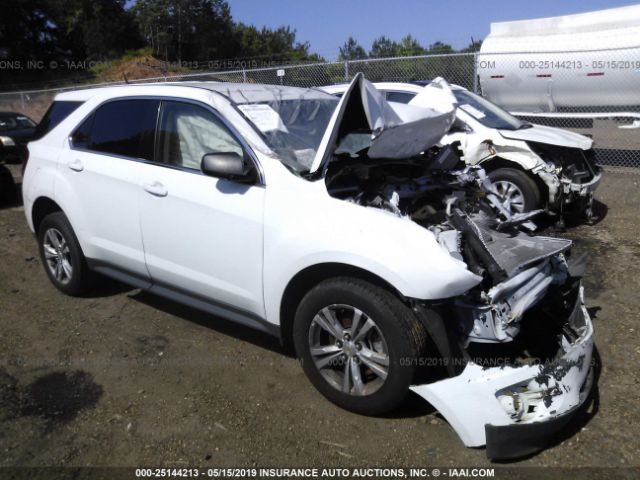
xmin=23 ymin=75 xmax=595 ymax=459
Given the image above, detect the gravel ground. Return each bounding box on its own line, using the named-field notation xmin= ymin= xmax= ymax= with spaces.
xmin=0 ymin=169 xmax=639 ymax=473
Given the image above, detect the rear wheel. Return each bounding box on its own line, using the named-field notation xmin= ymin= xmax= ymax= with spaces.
xmin=293 ymin=277 xmax=427 ymax=415
xmin=38 ymin=212 xmax=94 ymax=296
xmin=488 ymin=167 xmax=541 ymax=213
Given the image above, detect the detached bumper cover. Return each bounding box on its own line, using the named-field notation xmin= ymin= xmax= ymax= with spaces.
xmin=411 ymin=285 xmax=594 ymax=459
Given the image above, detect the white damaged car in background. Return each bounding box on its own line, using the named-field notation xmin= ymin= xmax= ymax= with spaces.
xmin=23 ymin=74 xmax=596 ymax=461
xmin=321 ymin=80 xmax=602 ymax=222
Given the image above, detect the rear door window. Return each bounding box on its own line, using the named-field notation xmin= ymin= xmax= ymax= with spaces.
xmin=33 ymin=101 xmax=83 ymax=139
xmin=75 ymin=99 xmax=159 ymax=161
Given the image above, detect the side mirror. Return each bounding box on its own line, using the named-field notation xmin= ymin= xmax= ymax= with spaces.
xmin=201 ymin=152 xmax=255 ymax=183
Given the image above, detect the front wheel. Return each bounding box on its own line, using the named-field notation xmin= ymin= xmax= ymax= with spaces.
xmin=488 ymin=167 xmax=541 ymax=213
xmin=293 ymin=277 xmax=427 ymax=415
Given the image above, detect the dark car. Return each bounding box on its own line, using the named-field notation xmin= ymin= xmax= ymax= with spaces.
xmin=0 ymin=111 xmax=36 ymax=163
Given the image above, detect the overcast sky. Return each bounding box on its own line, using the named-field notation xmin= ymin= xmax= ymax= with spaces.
xmin=227 ymin=0 xmax=640 ymax=59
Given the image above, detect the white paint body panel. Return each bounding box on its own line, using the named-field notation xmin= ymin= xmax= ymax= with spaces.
xmin=138 ymin=165 xmax=266 ymax=317
xmin=57 ymin=148 xmax=151 ymax=277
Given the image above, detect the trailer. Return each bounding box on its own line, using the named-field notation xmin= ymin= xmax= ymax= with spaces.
xmin=477 ymin=5 xmax=640 ymax=113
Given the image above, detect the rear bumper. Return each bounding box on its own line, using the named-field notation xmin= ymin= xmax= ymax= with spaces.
xmin=411 ymin=285 xmax=594 ymax=460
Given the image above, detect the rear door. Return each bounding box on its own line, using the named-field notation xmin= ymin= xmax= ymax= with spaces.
xmin=64 ymin=98 xmax=160 ymax=281
xmin=138 ymin=100 xmax=265 ymax=317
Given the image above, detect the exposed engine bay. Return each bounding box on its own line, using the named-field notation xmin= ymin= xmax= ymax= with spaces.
xmin=325 ymin=142 xmax=575 ymax=346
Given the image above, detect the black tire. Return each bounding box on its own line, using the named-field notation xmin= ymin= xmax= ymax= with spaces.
xmin=0 ymin=165 xmax=17 ymax=203
xmin=488 ymin=167 xmax=541 ymax=212
xmin=293 ymin=277 xmax=427 ymax=415
xmin=37 ymin=211 xmax=94 ymax=296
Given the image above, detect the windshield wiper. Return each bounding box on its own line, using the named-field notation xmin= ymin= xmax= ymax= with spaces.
xmin=517 ymin=123 xmax=534 ymax=130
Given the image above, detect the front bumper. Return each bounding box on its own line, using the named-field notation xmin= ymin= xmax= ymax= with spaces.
xmin=485 ymin=364 xmax=593 ymax=459
xmin=562 ymin=169 xmax=602 ymax=205
xmin=411 ymin=285 xmax=594 ymax=460
xmin=558 ymin=170 xmax=602 ymax=218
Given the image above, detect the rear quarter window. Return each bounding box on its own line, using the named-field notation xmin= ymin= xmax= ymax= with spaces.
xmin=33 ymin=101 xmax=83 ymax=139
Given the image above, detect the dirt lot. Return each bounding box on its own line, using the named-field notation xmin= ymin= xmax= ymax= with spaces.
xmin=0 ymin=169 xmax=639 ymax=472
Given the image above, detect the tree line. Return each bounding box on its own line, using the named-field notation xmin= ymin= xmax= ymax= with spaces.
xmin=338 ymin=35 xmax=481 ymax=61
xmin=0 ymin=0 xmax=480 ymax=88
xmin=0 ymin=0 xmax=320 ymax=87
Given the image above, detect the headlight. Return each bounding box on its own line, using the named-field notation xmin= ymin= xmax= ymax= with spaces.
xmin=0 ymin=136 xmax=15 ymax=146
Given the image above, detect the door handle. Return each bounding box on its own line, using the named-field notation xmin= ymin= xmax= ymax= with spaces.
xmin=67 ymin=159 xmax=84 ymax=172
xmin=143 ymin=181 xmax=168 ymax=197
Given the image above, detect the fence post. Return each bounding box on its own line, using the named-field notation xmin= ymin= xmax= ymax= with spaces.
xmin=473 ymin=52 xmax=479 ymax=94
xmin=344 ymin=61 xmax=349 ymax=82
xmin=242 ymin=68 xmax=247 ymax=83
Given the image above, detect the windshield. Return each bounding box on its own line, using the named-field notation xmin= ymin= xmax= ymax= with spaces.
xmin=236 ymin=90 xmax=338 ymax=172
xmin=453 ymin=89 xmax=526 ymax=130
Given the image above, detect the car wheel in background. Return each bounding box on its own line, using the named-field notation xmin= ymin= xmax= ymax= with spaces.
xmin=488 ymin=167 xmax=541 ymax=213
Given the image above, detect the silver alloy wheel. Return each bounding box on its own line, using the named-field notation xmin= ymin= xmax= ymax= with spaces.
xmin=308 ymin=304 xmax=389 ymax=396
xmin=493 ymin=180 xmax=526 ymax=213
xmin=43 ymin=228 xmax=73 ymax=285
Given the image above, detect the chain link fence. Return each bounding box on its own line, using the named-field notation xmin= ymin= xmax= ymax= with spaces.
xmin=1 ymin=52 xmax=638 ymax=171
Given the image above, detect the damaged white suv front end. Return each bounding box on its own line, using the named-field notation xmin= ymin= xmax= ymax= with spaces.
xmin=411 ymin=214 xmax=595 ymax=459
xmin=313 ymin=74 xmax=595 ymax=459
xmin=414 ymin=285 xmax=594 ymax=459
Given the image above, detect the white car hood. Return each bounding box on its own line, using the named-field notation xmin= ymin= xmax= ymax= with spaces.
xmin=309 ymin=74 xmax=456 ymax=174
xmin=499 ymin=124 xmax=593 ymax=150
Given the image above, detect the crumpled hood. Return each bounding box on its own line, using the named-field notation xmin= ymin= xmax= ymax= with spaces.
xmin=309 ymin=74 xmax=457 ymax=175
xmin=499 ymin=124 xmax=593 ymax=150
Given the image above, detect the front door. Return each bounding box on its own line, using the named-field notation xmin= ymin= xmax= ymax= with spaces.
xmin=139 ymin=100 xmax=265 ymax=317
